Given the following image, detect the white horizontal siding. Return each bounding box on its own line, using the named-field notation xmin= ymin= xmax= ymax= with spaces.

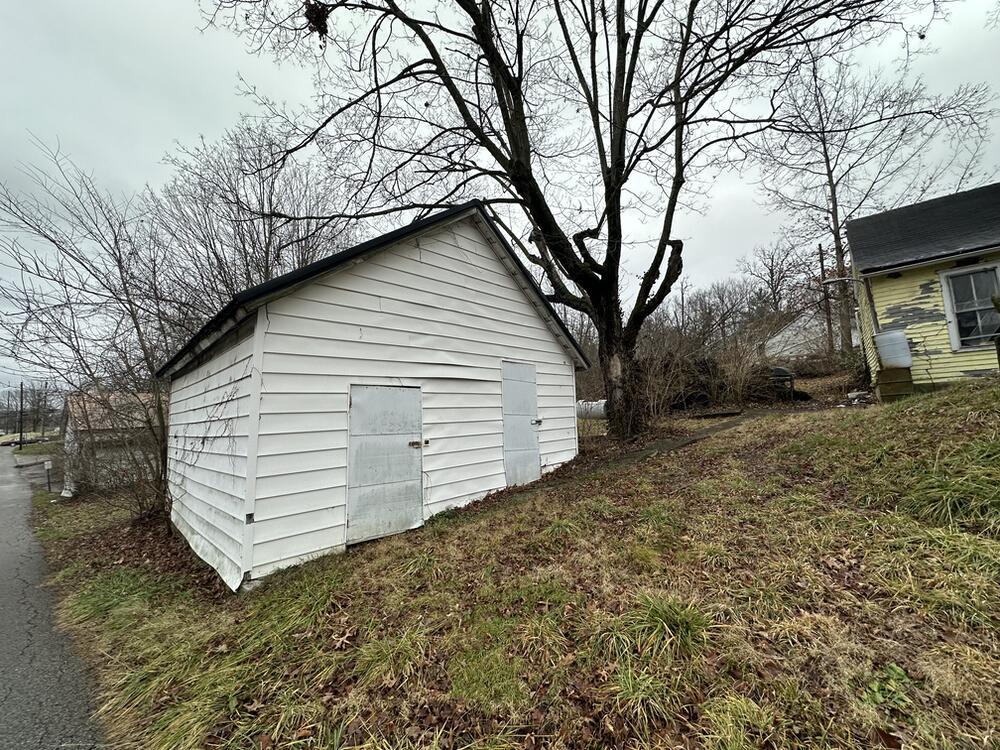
xmin=167 ymin=335 xmax=253 ymax=589
xmin=252 ymin=506 xmax=345 ymax=550
xmin=260 ymin=353 xmax=499 ymax=381
xmin=251 ymin=540 xmax=345 ymax=580
xmin=254 ymin=486 xmax=340 ymax=522
xmin=251 ymin=216 xmax=578 ymax=576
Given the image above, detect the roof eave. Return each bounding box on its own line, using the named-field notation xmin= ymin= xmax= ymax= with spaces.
xmin=155 ymin=302 xmax=246 ymax=379
xmin=857 ymin=242 xmax=1000 ymax=278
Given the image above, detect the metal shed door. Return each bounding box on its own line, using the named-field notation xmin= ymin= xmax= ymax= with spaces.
xmin=347 ymin=385 xmax=423 ymax=544
xmin=502 ymin=361 xmax=541 ymax=486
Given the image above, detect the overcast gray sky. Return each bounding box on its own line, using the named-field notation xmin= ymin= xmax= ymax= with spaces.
xmin=0 ymin=0 xmax=998 ymax=387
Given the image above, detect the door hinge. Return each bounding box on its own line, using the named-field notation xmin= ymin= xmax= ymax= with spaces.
xmin=245 ymin=513 xmax=255 ymax=524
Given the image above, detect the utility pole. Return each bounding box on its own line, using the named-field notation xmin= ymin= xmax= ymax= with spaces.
xmin=39 ymin=381 xmax=48 ymax=437
xmin=818 ymin=243 xmax=835 ymax=357
xmin=19 ymin=381 xmax=24 ymax=446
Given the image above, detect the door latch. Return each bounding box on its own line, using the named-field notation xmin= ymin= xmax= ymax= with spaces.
xmin=408 ymin=440 xmax=422 ymax=448
xmin=531 ymin=419 xmax=543 ymax=425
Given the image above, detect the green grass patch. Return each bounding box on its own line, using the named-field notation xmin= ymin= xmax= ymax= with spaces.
xmin=606 ymin=662 xmax=677 ymax=733
xmin=864 ymin=520 xmax=1000 ymax=629
xmin=700 ymin=694 xmax=778 ymax=750
xmin=779 ymin=380 xmax=1000 ymax=536
xmin=595 ymin=593 xmax=710 ymax=662
xmin=14 ymin=440 xmax=63 ymax=455
xmin=353 ymin=625 xmax=429 ymax=687
xmin=862 ymin=663 xmax=915 ymax=713
xmin=65 ymin=567 xmax=185 ymax=624
xmin=447 ymin=618 xmax=530 ymax=713
xmin=889 ymin=436 xmax=1000 ymax=534
xmin=0 ymin=430 xmax=54 ymax=443
xmin=32 ymin=490 xmax=130 ymax=542
xmin=623 ymin=542 xmax=662 ymax=572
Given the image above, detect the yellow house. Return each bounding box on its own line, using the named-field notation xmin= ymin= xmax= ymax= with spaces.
xmin=846 ymin=183 xmax=1000 ymax=398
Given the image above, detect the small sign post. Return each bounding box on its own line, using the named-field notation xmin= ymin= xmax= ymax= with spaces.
xmin=44 ymin=460 xmax=52 ymax=493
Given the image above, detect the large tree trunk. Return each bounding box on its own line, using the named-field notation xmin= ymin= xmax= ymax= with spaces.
xmin=831 ymin=232 xmax=855 ymax=352
xmin=822 ymin=157 xmax=855 ymax=353
xmin=818 ymin=243 xmax=836 ymax=357
xmin=599 ymin=332 xmax=647 ymax=439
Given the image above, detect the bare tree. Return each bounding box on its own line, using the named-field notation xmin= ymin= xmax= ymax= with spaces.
xmin=23 ymin=381 xmax=59 ymax=435
xmin=151 ymin=120 xmax=355 ymax=332
xmin=206 ymin=0 xmax=943 ymax=437
xmin=740 ymin=240 xmax=812 ymax=315
xmin=0 ymin=127 xmax=351 ymax=513
xmin=751 ymin=50 xmax=994 ymax=351
xmin=0 ymin=146 xmax=172 ymax=513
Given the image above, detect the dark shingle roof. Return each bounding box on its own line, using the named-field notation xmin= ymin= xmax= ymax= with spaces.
xmin=845 ymin=182 xmax=1000 ymax=275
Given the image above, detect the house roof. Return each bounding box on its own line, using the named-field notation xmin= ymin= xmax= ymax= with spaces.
xmin=845 ymin=182 xmax=1000 ymax=275
xmin=65 ymin=392 xmax=158 ymax=432
xmin=156 ymin=201 xmax=590 ymax=378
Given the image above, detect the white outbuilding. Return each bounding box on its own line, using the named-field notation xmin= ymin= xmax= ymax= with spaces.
xmin=156 ymin=202 xmax=589 ymax=590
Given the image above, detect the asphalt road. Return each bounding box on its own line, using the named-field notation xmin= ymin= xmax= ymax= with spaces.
xmin=0 ymin=447 xmax=104 ymax=749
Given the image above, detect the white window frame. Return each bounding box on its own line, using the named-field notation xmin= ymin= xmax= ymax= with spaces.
xmin=939 ymin=262 xmax=1000 ymax=352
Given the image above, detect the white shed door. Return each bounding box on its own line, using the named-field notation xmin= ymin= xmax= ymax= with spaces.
xmin=502 ymin=361 xmax=541 ymax=486
xmin=347 ymin=385 xmax=423 ymax=544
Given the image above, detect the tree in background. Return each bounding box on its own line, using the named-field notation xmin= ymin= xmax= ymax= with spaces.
xmin=0 ymin=146 xmax=172 ymax=512
xmin=0 ymin=382 xmax=59 ymax=437
xmin=207 ymin=0 xmax=945 ymax=437
xmin=151 ymin=121 xmax=353 ymax=330
xmin=750 ymin=49 xmax=994 ymax=352
xmin=739 ymin=241 xmax=813 ymax=315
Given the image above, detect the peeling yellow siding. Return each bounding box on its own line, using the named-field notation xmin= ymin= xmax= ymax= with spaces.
xmin=856 ymin=276 xmax=881 ymax=380
xmin=858 ymin=251 xmax=1000 ymax=388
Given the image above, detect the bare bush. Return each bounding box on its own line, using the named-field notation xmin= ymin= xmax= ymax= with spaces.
xmin=577 ymin=278 xmax=789 ymax=422
xmin=62 ymin=391 xmax=164 ymax=515
xmin=0 ymin=145 xmax=171 ymax=515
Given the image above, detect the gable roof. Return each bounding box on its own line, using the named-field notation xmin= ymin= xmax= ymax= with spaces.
xmin=845 ymin=182 xmax=1000 ymax=276
xmin=156 ymin=201 xmax=589 ymax=378
xmin=65 ymin=391 xmax=158 ymax=432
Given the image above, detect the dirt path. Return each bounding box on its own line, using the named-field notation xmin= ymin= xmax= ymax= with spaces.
xmin=0 ymin=447 xmax=104 ymax=749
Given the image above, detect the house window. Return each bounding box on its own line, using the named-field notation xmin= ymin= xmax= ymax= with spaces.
xmin=942 ymin=265 xmax=1000 ymax=349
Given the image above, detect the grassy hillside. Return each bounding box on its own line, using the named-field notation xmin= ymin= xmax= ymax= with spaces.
xmin=34 ymin=378 xmax=1000 ymax=749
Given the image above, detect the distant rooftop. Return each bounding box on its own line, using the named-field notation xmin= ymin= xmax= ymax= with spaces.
xmin=845 ymin=182 xmax=1000 ymax=275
